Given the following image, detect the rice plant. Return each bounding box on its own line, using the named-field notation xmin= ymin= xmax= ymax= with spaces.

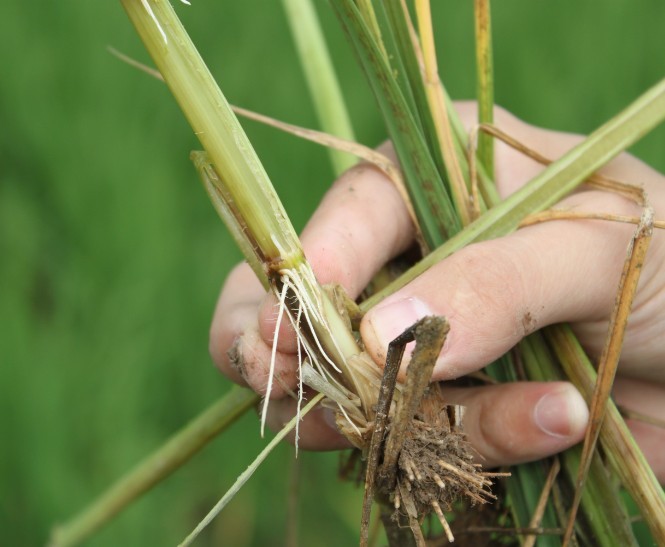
xmin=49 ymin=1 xmax=665 ymax=546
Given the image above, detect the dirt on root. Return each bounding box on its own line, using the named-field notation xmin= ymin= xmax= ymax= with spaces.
xmin=376 ymin=385 xmax=496 ymax=525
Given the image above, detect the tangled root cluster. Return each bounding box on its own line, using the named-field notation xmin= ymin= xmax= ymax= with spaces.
xmin=375 ymin=387 xmax=501 ymax=541
xmin=392 ymin=419 xmax=495 ymax=520
xmin=336 ymin=317 xmax=507 ymax=544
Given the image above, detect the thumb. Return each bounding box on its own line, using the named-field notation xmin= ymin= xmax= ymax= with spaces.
xmin=359 ymin=196 xmax=636 ymax=380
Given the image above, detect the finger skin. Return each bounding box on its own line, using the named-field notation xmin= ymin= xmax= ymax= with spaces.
xmin=264 ymin=381 xmax=588 ymax=470
xmin=211 ymin=158 xmax=415 ymax=395
xmin=361 ymin=189 xmax=642 ymax=381
xmin=265 ymin=397 xmax=353 ymax=451
xmin=213 ymin=103 xmax=665 ymax=391
xmin=455 ymin=101 xmax=665 ymax=200
xmin=456 ymin=101 xmax=665 ymax=379
xmin=258 ymin=159 xmax=414 ymax=353
xmin=444 ymin=382 xmax=588 ymax=468
xmin=210 ymin=103 xmax=665 ymax=468
xmin=265 ymin=377 xmax=665 ymax=482
xmin=209 ymin=262 xmax=264 ymax=386
xmin=361 ymin=105 xmax=665 ymax=381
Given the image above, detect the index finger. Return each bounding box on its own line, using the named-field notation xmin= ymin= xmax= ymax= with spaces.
xmin=258 ymin=157 xmax=416 ymax=351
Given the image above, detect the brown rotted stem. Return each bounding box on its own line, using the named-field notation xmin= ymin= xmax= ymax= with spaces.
xmin=360 ymin=316 xmax=449 ymax=547
xmin=378 ymin=316 xmax=450 ymax=489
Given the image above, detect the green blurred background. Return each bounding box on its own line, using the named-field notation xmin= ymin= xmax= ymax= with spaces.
xmin=1 ymin=1 xmax=664 ymax=545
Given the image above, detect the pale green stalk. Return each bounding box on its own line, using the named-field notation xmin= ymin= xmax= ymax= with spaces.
xmin=120 ymin=0 xmax=299 ymax=271
xmin=382 ymin=0 xmax=443 ymax=159
xmin=106 ymin=6 xmax=665 ymax=546
xmin=191 ymin=151 xmax=268 ymax=290
xmin=378 ymin=1 xmax=496 ymax=211
xmin=442 ymin=88 xmax=501 ymax=208
xmin=473 ymin=0 xmax=494 ymax=179
xmin=53 ymin=4 xmax=362 ymax=545
xmin=332 ymin=0 xmax=462 ymax=248
xmin=178 ymin=393 xmax=325 ymax=547
xmin=49 ymin=387 xmax=258 ymax=547
xmin=415 ymin=0 xmax=472 ymax=225
xmin=281 ymin=0 xmax=356 ymax=174
xmin=363 ymin=76 xmax=665 ymax=310
xmin=120 ymin=0 xmax=370 ymax=408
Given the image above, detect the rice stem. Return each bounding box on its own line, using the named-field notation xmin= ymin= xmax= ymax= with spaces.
xmin=473 ymin=0 xmax=495 ymax=179
xmin=415 ymin=0 xmax=472 ymax=224
xmin=281 ymin=0 xmax=356 ymax=174
xmin=362 ymin=76 xmax=665 ymax=310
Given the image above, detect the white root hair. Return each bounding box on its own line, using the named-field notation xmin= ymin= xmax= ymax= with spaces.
xmin=260 ymin=279 xmax=289 ymax=438
xmin=260 ymin=264 xmax=363 ymax=448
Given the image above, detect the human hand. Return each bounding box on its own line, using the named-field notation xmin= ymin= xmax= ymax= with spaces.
xmin=210 ymin=103 xmax=665 ymax=479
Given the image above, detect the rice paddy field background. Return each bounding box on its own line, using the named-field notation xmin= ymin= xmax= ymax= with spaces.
xmin=1 ymin=2 xmax=664 ymax=545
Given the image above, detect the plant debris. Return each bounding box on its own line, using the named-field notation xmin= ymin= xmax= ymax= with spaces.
xmin=351 ymin=316 xmax=507 ymax=546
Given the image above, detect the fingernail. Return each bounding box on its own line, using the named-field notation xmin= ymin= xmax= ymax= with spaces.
xmin=366 ymin=297 xmax=433 ymax=353
xmin=534 ymin=384 xmax=588 ymax=438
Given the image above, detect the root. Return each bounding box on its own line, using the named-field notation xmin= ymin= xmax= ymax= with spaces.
xmin=358 ymin=317 xmax=506 ymax=546
xmin=431 ymin=499 xmax=454 ymax=544
xmin=260 ymin=280 xmax=289 ymax=437
xmin=381 ymin=390 xmax=498 ymax=544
